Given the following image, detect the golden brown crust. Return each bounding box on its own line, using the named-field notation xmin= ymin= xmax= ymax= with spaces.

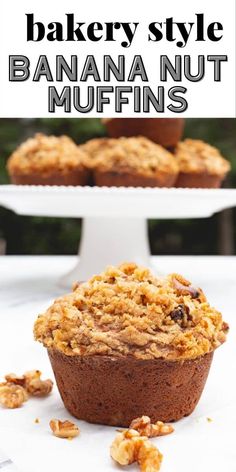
xmin=34 ymin=263 xmax=228 ymax=361
xmin=9 ymin=168 xmax=90 ymax=186
xmin=94 ymin=169 xmax=176 ymax=188
xmin=81 ymin=136 xmax=179 ymax=179
xmin=175 ymin=139 xmax=231 ymax=176
xmin=7 ymin=133 xmax=87 ymax=177
xmin=48 ymin=348 xmax=214 ymax=425
xmin=175 ymin=172 xmax=224 ymax=189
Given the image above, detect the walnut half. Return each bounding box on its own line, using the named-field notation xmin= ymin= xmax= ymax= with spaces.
xmin=172 ymin=274 xmax=201 ymax=299
xmin=25 ymin=370 xmax=53 ymax=397
xmin=138 ymin=440 xmax=163 ymax=472
xmin=130 ymin=416 xmax=174 ymax=438
xmin=0 ymin=383 xmax=28 ymax=409
xmin=110 ymin=429 xmax=163 ymax=472
xmin=4 ymin=370 xmax=53 ymax=397
xmin=5 ymin=373 xmax=25 ymax=386
xmin=49 ymin=419 xmax=80 ymax=439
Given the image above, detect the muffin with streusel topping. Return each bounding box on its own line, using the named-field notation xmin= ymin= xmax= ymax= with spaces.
xmin=34 ymin=263 xmax=228 ymax=427
xmin=81 ymin=136 xmax=178 ymax=187
xmin=174 ymin=139 xmax=231 ymax=188
xmin=7 ymin=133 xmax=90 ymax=186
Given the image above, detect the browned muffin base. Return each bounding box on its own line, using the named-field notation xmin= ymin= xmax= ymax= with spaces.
xmin=94 ymin=170 xmax=177 ymax=188
xmin=48 ymin=349 xmax=213 ymax=427
xmin=175 ymin=172 xmax=224 ymax=188
xmin=104 ymin=118 xmax=185 ymax=149
xmin=9 ymin=168 xmax=91 ymax=186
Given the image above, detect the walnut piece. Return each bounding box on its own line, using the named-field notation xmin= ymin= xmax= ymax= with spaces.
xmin=110 ymin=429 xmax=142 ymax=465
xmin=138 ymin=440 xmax=163 ymax=472
xmin=49 ymin=419 xmax=80 ymax=439
xmin=0 ymin=383 xmax=28 ymax=409
xmin=130 ymin=416 xmax=174 ymax=438
xmin=25 ymin=371 xmax=53 ymax=396
xmin=27 ymin=378 xmax=53 ymax=396
xmin=5 ymin=373 xmax=25 ymax=386
xmin=172 ymin=275 xmax=200 ymax=299
xmin=110 ymin=429 xmax=162 ymax=471
xmin=4 ymin=370 xmax=53 ymax=397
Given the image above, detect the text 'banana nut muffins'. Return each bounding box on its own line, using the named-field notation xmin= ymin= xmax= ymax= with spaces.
xmin=34 ymin=263 xmax=228 ymax=427
xmin=175 ymin=139 xmax=231 ymax=188
xmin=7 ymin=133 xmax=90 ymax=186
xmin=81 ymin=136 xmax=179 ymax=187
xmin=102 ymin=118 xmax=185 ymax=149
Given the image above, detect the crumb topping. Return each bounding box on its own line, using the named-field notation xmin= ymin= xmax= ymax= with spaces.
xmin=81 ymin=137 xmax=178 ymax=177
xmin=7 ymin=133 xmax=87 ymax=176
xmin=34 ymin=263 xmax=228 ymax=361
xmin=175 ymin=139 xmax=231 ymax=175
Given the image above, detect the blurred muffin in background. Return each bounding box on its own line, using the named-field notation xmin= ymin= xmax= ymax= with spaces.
xmin=7 ymin=133 xmax=90 ymax=186
xmin=174 ymin=139 xmax=231 ymax=188
xmin=102 ymin=118 xmax=185 ymax=149
xmin=81 ymin=136 xmax=179 ymax=187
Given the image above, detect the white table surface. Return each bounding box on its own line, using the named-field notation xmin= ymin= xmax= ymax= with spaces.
xmin=0 ymin=256 xmax=235 ymax=472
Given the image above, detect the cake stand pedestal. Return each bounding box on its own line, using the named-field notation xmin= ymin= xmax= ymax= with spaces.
xmin=61 ymin=217 xmax=149 ymax=285
xmin=1 ymin=185 xmax=236 ymax=287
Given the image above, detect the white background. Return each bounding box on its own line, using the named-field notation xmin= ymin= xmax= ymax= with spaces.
xmin=0 ymin=0 xmax=235 ymax=117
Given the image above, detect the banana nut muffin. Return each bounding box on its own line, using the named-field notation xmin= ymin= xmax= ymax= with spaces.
xmin=102 ymin=118 xmax=185 ymax=148
xmin=7 ymin=133 xmax=90 ymax=186
xmin=174 ymin=139 xmax=231 ymax=188
xmin=81 ymin=136 xmax=179 ymax=187
xmin=34 ymin=263 xmax=228 ymax=426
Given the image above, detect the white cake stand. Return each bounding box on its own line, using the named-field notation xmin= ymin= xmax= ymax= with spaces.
xmin=0 ymin=185 xmax=236 ymax=287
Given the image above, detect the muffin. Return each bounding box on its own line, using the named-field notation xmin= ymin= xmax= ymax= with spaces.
xmin=34 ymin=263 xmax=228 ymax=427
xmin=174 ymin=139 xmax=231 ymax=188
xmin=81 ymin=136 xmax=179 ymax=187
xmin=102 ymin=118 xmax=184 ymax=149
xmin=7 ymin=133 xmax=90 ymax=186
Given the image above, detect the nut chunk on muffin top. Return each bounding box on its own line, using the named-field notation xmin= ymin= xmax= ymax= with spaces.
xmin=34 ymin=263 xmax=228 ymax=361
xmin=81 ymin=136 xmax=179 ymax=187
xmin=7 ymin=133 xmax=89 ymax=186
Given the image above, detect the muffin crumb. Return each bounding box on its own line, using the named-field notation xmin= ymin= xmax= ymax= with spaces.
xmin=207 ymin=417 xmax=213 ymax=423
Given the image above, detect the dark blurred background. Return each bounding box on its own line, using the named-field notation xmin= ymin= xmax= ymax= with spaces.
xmin=0 ymin=118 xmax=235 ymax=256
